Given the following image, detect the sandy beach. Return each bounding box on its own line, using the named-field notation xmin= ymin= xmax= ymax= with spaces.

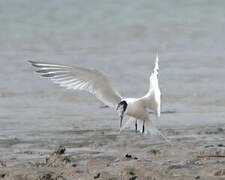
xmin=1 ymin=125 xmax=225 ymax=180
xmin=1 ymin=0 xmax=225 ymax=179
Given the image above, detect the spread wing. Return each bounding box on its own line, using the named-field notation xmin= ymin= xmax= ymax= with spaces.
xmin=28 ymin=61 xmax=122 ymax=109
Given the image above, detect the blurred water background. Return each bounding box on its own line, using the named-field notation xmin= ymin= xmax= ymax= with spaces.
xmin=0 ymin=0 xmax=225 ymax=162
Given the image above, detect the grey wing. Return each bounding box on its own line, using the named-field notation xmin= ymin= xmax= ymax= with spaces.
xmin=28 ymin=61 xmax=121 ymax=109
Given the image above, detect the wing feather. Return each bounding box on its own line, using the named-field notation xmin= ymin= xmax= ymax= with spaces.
xmin=29 ymin=61 xmax=121 ymax=109
xmin=140 ymin=55 xmax=161 ymax=117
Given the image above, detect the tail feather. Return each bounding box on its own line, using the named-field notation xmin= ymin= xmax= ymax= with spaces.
xmin=145 ymin=121 xmax=172 ymax=145
xmin=122 ymin=118 xmax=171 ymax=145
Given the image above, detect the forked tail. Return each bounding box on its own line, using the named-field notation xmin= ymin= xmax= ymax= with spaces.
xmin=121 ymin=118 xmax=172 ymax=145
xmin=145 ymin=120 xmax=172 ymax=145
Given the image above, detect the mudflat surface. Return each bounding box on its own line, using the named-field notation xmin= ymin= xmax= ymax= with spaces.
xmin=1 ymin=0 xmax=225 ymax=179
xmin=1 ymin=126 xmax=225 ymax=180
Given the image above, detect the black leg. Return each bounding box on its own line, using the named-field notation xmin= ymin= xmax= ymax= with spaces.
xmin=135 ymin=120 xmax=137 ymax=133
xmin=142 ymin=120 xmax=145 ymax=134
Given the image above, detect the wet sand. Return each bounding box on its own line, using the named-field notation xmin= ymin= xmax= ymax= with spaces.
xmin=1 ymin=126 xmax=225 ymax=180
xmin=1 ymin=0 xmax=225 ymax=179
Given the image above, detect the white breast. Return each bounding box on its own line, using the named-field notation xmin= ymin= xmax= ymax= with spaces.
xmin=123 ymin=98 xmax=149 ymax=120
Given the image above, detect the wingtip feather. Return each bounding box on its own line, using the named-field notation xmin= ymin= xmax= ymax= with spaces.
xmin=28 ymin=60 xmax=34 ymax=64
xmin=28 ymin=60 xmax=40 ymax=67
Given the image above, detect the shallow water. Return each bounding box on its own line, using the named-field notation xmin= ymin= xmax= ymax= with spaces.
xmin=0 ymin=0 xmax=225 ymax=163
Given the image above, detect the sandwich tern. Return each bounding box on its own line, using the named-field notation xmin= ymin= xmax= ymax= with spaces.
xmin=29 ymin=55 xmax=161 ymax=134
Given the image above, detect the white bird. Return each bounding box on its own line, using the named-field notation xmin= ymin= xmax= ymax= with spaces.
xmin=28 ymin=55 xmax=161 ymax=134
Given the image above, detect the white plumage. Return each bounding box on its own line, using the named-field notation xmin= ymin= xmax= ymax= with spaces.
xmin=29 ymin=61 xmax=121 ymax=109
xmin=119 ymin=55 xmax=161 ymax=134
xmin=29 ymin=55 xmax=161 ymax=135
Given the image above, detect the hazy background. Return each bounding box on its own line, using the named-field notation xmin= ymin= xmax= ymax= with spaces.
xmin=0 ymin=0 xmax=225 ymax=159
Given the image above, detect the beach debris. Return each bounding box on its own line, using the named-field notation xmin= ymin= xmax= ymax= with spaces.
xmin=125 ymin=154 xmax=132 ymax=158
xmin=218 ymin=144 xmax=225 ymax=147
xmin=198 ymin=128 xmax=225 ymax=135
xmin=214 ymin=169 xmax=225 ymax=176
xmin=118 ymin=170 xmax=138 ymax=180
xmin=204 ymin=143 xmax=225 ymax=148
xmin=62 ymin=156 xmax=71 ymax=164
xmin=204 ymin=145 xmax=214 ymax=148
xmin=17 ymin=150 xmax=44 ymax=156
xmin=129 ymin=171 xmax=137 ymax=180
xmin=41 ymin=145 xmax=73 ymax=168
xmin=150 ymin=149 xmax=161 ymax=157
xmin=217 ymin=128 xmax=225 ymax=132
xmin=197 ymin=155 xmax=225 ymax=159
xmin=23 ymin=150 xmax=33 ymax=154
xmin=168 ymin=162 xmax=202 ymax=170
xmin=72 ymin=164 xmax=77 ymax=167
xmin=195 ymin=176 xmax=200 ymax=179
xmin=75 ymin=170 xmax=84 ymax=174
xmin=39 ymin=173 xmax=53 ymax=180
xmin=94 ymin=172 xmax=101 ymax=179
xmin=54 ymin=145 xmax=66 ymax=155
xmin=39 ymin=173 xmax=67 ymax=180
xmin=0 ymin=173 xmax=7 ymax=178
xmin=99 ymin=105 xmax=109 ymax=109
xmin=125 ymin=154 xmax=138 ymax=160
